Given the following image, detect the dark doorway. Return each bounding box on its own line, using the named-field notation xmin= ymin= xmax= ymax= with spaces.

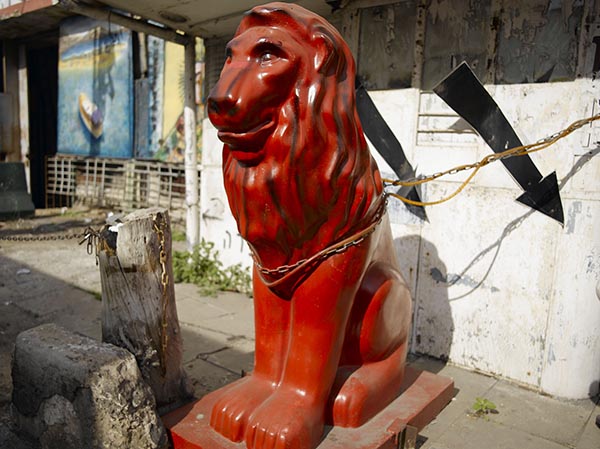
xmin=27 ymin=41 xmax=58 ymax=209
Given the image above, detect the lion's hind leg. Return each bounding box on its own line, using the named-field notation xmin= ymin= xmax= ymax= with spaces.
xmin=329 ymin=261 xmax=412 ymax=428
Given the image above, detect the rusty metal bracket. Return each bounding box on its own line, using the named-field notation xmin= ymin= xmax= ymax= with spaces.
xmin=399 ymin=425 xmax=418 ymax=449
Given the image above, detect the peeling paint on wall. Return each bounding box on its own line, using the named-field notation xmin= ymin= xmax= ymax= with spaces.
xmin=565 ymin=201 xmax=582 ymax=234
xmin=584 ymin=248 xmax=599 ymax=275
xmin=358 ymin=2 xmax=416 ymax=89
xmin=422 ymin=0 xmax=492 ymax=89
xmin=496 ymin=0 xmax=584 ymax=83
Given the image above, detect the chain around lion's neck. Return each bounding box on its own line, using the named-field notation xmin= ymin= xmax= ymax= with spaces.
xmin=248 ymin=194 xmax=388 ymax=283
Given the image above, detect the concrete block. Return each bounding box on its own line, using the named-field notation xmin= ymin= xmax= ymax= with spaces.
xmin=11 ymin=324 xmax=168 ymax=449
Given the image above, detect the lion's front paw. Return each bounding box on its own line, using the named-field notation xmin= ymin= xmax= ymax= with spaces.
xmin=210 ymin=376 xmax=275 ymax=442
xmin=245 ymin=388 xmax=324 ymax=449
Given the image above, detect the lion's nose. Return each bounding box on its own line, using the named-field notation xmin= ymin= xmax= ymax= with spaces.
xmin=207 ymin=98 xmax=221 ymax=115
xmin=207 ymin=92 xmax=239 ymax=118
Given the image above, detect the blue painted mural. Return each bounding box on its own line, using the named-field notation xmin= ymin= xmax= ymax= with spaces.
xmin=134 ymin=35 xmax=165 ymax=159
xmin=57 ymin=17 xmax=133 ymax=158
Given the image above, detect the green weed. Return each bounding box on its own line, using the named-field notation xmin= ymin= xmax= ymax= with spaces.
xmin=172 ymin=239 xmax=252 ymax=297
xmin=471 ymin=397 xmax=498 ymax=417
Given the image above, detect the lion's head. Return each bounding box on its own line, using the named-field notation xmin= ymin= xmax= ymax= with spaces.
xmin=208 ymin=2 xmax=383 ymax=271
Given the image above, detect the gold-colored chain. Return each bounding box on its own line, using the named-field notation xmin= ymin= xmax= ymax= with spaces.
xmin=383 ymin=113 xmax=600 ymax=206
xmin=152 ymin=214 xmax=170 ymax=376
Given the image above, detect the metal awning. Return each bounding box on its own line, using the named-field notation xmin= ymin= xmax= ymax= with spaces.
xmin=87 ymin=0 xmax=332 ymax=38
xmin=0 ymin=0 xmax=333 ymax=41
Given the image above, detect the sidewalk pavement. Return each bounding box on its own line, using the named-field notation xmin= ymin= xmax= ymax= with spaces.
xmin=0 ymin=209 xmax=598 ymax=449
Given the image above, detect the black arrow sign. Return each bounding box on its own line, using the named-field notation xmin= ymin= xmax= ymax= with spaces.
xmin=433 ymin=63 xmax=564 ymax=224
xmin=355 ymin=80 xmax=427 ymax=221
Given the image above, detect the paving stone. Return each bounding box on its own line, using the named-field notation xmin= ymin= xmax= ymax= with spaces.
xmin=204 ymin=347 xmax=254 ymax=376
xmin=179 ymin=323 xmax=235 ymax=363
xmin=174 ymin=283 xmax=206 ymax=302
xmin=575 ymin=403 xmax=600 ymax=449
xmin=0 ymin=303 xmax=39 ymax=348
xmin=0 ymin=268 xmax=66 ymax=304
xmin=199 ymin=311 xmax=255 ymax=342
xmin=409 ymin=357 xmax=497 ymax=442
xmin=43 ymin=294 xmax=102 ymax=340
xmin=16 ymin=287 xmax=95 ymax=317
xmin=176 ymin=291 xmax=253 ymax=329
xmin=176 ymin=296 xmax=238 ymax=322
xmin=185 ymin=358 xmax=240 ymax=399
xmin=426 ymin=414 xmax=568 ymax=449
xmin=484 ymin=380 xmax=595 ymax=447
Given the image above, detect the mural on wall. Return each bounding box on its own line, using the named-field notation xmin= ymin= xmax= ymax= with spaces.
xmin=134 ymin=35 xmax=165 ymax=159
xmin=153 ymin=39 xmax=204 ymax=163
xmin=57 ymin=17 xmax=133 ymax=158
xmin=147 ymin=35 xmax=165 ymax=157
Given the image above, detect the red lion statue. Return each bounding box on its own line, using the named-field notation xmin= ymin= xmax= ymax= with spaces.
xmin=207 ymin=3 xmax=412 ymax=449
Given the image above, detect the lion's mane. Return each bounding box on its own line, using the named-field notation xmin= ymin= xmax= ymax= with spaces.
xmin=222 ymin=3 xmax=384 ymax=270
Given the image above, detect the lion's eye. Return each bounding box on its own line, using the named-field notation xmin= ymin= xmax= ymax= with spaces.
xmin=260 ymin=52 xmax=275 ymax=63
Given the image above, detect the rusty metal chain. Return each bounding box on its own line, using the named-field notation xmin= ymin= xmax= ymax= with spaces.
xmin=0 ymin=231 xmax=83 ymax=242
xmin=0 ymin=226 xmax=102 ymax=255
xmin=152 ymin=214 xmax=170 ymax=376
xmin=253 ymin=197 xmax=388 ymax=277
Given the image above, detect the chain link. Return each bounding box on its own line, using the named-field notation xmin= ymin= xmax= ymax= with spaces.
xmin=383 ymin=113 xmax=600 ymax=206
xmin=253 ymin=197 xmax=387 ymax=277
xmin=0 ymin=226 xmax=102 ymax=254
xmin=152 ymin=214 xmax=170 ymax=377
xmin=0 ymin=232 xmax=83 ymax=242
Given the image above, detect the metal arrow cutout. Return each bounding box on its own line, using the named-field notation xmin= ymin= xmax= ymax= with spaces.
xmin=433 ymin=63 xmax=564 ymax=224
xmin=355 ymin=80 xmax=427 ymax=221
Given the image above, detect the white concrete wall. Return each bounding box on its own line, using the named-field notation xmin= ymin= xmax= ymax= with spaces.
xmin=201 ymin=77 xmax=599 ymax=399
xmin=200 ymin=119 xmax=252 ymax=270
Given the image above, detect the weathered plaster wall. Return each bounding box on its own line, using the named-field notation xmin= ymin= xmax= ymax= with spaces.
xmin=369 ymin=78 xmax=599 ymax=399
xmin=200 ymin=119 xmax=251 ymax=270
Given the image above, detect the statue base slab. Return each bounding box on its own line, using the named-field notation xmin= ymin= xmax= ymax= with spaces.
xmin=163 ymin=367 xmax=454 ymax=449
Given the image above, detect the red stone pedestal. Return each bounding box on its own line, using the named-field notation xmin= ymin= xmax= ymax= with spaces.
xmin=163 ymin=367 xmax=454 ymax=449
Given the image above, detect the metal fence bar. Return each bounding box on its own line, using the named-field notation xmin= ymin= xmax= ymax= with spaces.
xmin=45 ymin=155 xmax=199 ymax=223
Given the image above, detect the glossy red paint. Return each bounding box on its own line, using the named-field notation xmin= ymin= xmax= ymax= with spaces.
xmin=181 ymin=3 xmax=415 ymax=448
xmin=164 ymin=367 xmax=455 ymax=449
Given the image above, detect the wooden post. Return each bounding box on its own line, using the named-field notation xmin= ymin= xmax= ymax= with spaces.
xmin=98 ymin=207 xmax=192 ymax=413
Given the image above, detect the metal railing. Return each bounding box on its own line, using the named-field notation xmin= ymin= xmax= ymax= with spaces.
xmin=45 ymin=155 xmax=200 ymax=223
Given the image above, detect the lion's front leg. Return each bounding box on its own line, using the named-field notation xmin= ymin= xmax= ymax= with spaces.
xmin=244 ymin=243 xmax=371 ymax=449
xmin=210 ymin=266 xmax=291 ymax=442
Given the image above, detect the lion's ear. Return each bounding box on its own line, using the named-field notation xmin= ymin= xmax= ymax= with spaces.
xmin=312 ymin=30 xmax=339 ymax=76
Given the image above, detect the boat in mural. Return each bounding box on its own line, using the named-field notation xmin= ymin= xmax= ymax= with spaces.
xmin=78 ymin=93 xmax=103 ymax=139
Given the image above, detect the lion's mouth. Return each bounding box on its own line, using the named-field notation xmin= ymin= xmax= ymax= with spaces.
xmin=217 ymin=119 xmax=276 ymax=150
